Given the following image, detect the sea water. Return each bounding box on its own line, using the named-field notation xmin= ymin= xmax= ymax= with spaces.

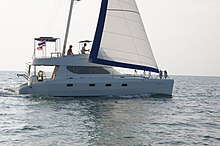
xmin=0 ymin=71 xmax=219 ymax=146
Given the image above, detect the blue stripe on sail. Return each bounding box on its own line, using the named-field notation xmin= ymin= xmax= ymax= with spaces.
xmin=89 ymin=0 xmax=108 ymax=60
xmin=92 ymin=58 xmax=159 ymax=73
xmin=89 ymin=0 xmax=159 ymax=73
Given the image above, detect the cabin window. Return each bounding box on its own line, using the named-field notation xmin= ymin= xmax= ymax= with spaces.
xmin=66 ymin=66 xmax=110 ymax=74
xmin=122 ymin=84 xmax=128 ymax=87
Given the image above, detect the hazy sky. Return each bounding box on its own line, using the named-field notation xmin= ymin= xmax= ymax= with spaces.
xmin=0 ymin=0 xmax=219 ymax=76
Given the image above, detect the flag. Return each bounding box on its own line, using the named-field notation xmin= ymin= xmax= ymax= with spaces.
xmin=37 ymin=40 xmax=46 ymax=50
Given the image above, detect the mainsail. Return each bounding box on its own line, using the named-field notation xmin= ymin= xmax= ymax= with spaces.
xmin=90 ymin=0 xmax=159 ymax=73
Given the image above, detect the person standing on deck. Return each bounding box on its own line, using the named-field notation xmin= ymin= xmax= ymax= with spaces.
xmin=159 ymin=70 xmax=163 ymax=79
xmin=164 ymin=70 xmax=168 ymax=79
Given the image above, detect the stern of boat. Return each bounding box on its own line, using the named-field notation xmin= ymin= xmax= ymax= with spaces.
xmin=19 ymin=82 xmax=31 ymax=94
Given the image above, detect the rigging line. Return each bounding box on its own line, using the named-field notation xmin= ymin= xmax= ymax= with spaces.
xmin=107 ymin=9 xmax=139 ymax=14
xmin=45 ymin=0 xmax=61 ymax=35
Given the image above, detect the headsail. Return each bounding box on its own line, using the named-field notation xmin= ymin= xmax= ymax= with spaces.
xmin=90 ymin=0 xmax=159 ymax=73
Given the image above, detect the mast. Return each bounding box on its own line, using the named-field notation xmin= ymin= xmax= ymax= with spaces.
xmin=62 ymin=0 xmax=75 ymax=56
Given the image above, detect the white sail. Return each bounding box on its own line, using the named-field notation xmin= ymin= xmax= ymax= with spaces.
xmin=90 ymin=0 xmax=159 ymax=73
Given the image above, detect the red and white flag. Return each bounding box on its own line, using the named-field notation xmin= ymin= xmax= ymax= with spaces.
xmin=37 ymin=40 xmax=46 ymax=50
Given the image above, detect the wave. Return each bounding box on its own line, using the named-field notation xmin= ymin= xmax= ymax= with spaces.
xmin=119 ymin=93 xmax=152 ymax=99
xmin=0 ymin=87 xmax=19 ymax=97
xmin=119 ymin=93 xmax=173 ymax=99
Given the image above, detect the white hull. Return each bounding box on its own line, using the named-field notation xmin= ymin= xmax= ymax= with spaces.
xmin=19 ymin=55 xmax=174 ymax=97
xmin=19 ymin=77 xmax=174 ymax=97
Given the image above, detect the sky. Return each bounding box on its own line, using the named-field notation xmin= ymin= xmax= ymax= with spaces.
xmin=0 ymin=0 xmax=220 ymax=76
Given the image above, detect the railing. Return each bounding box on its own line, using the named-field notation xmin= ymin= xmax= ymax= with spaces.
xmin=17 ymin=74 xmax=29 ymax=80
xmin=17 ymin=63 xmax=31 ymax=81
xmin=50 ymin=52 xmax=62 ymax=58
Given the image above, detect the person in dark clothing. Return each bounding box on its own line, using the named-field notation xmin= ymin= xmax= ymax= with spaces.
xmin=67 ymin=45 xmax=73 ymax=55
xmin=159 ymin=70 xmax=163 ymax=79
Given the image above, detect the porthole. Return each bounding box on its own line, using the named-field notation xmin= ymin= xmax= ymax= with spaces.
xmin=106 ymin=84 xmax=112 ymax=87
xmin=89 ymin=84 xmax=95 ymax=87
xmin=67 ymin=84 xmax=73 ymax=87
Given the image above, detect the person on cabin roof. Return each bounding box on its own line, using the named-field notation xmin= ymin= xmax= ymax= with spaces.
xmin=67 ymin=45 xmax=74 ymax=55
xmin=81 ymin=43 xmax=90 ymax=54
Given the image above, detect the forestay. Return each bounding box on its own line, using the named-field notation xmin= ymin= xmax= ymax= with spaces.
xmin=90 ymin=0 xmax=159 ymax=73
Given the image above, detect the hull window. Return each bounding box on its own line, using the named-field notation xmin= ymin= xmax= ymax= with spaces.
xmin=122 ymin=84 xmax=128 ymax=87
xmin=105 ymin=84 xmax=112 ymax=87
xmin=67 ymin=84 xmax=73 ymax=87
xmin=89 ymin=84 xmax=96 ymax=87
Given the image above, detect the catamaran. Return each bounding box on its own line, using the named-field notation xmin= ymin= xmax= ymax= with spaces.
xmin=18 ymin=0 xmax=174 ymax=97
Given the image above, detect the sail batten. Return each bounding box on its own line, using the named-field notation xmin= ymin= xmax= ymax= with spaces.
xmin=90 ymin=0 xmax=159 ymax=73
xmin=108 ymin=9 xmax=139 ymax=14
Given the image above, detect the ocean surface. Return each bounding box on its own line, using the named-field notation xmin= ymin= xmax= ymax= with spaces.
xmin=0 ymin=71 xmax=219 ymax=146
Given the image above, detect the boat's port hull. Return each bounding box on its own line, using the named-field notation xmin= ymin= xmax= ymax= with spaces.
xmin=19 ymin=78 xmax=174 ymax=97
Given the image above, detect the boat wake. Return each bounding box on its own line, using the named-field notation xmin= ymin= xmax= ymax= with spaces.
xmin=0 ymin=87 xmax=18 ymax=97
xmin=119 ymin=93 xmax=172 ymax=99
